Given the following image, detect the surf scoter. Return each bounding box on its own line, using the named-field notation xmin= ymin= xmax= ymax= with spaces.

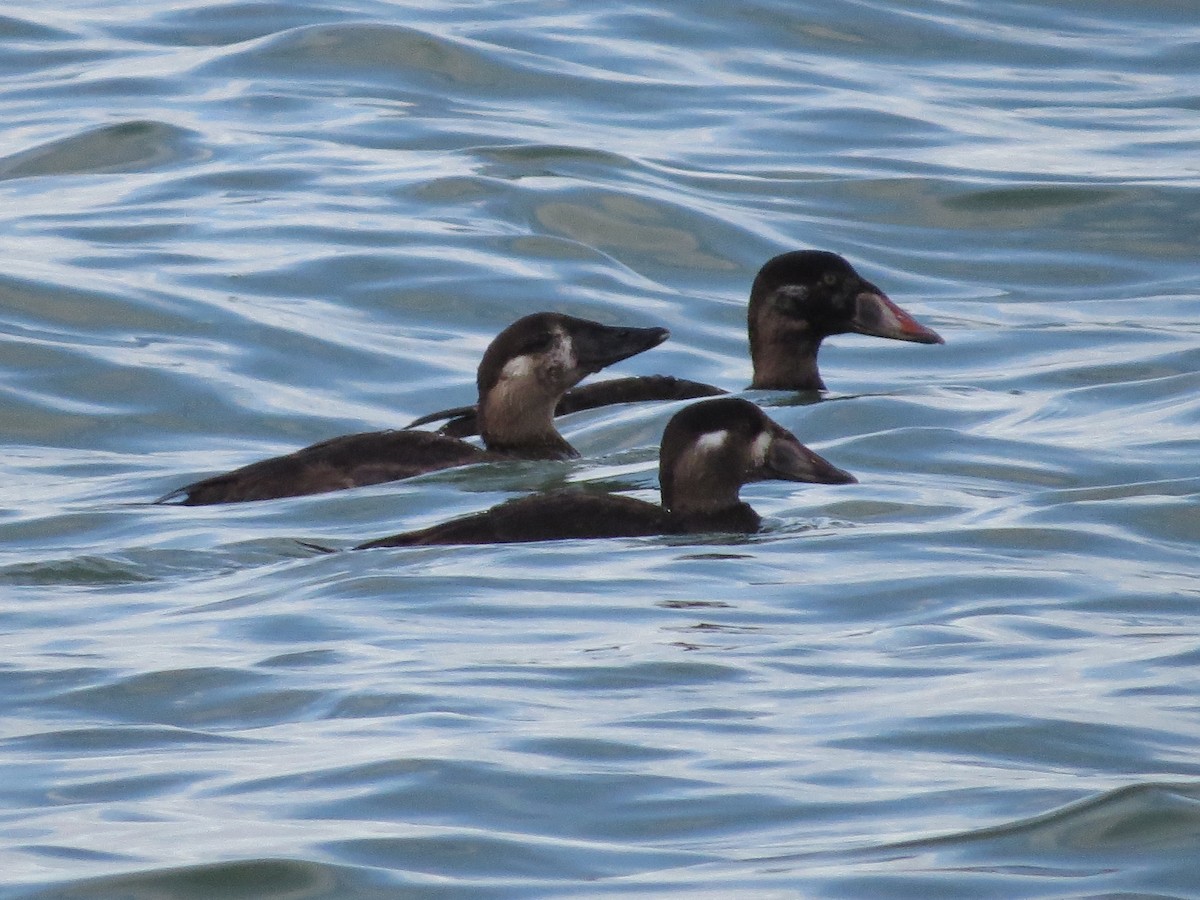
xmin=354 ymin=397 xmax=855 ymax=547
xmin=158 ymin=312 xmax=669 ymax=505
xmin=409 ymin=250 xmax=943 ymax=438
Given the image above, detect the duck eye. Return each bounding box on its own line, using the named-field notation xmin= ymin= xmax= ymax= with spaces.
xmin=822 ymin=272 xmax=839 ymax=287
xmin=525 ymin=332 xmax=554 ymax=353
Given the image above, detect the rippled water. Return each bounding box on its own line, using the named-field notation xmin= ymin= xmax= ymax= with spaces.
xmin=2 ymin=1 xmax=1199 ymax=897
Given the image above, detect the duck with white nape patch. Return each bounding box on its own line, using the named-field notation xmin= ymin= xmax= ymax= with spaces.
xmin=348 ymin=397 xmax=855 ymax=548
xmin=157 ymin=312 xmax=669 ymax=505
xmin=408 ymin=250 xmax=944 ymax=437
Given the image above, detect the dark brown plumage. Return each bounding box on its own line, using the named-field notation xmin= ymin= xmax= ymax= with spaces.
xmin=354 ymin=397 xmax=855 ymax=548
xmin=410 ymin=250 xmax=943 ymax=437
xmin=159 ymin=312 xmax=669 ymax=505
xmin=159 ymin=431 xmax=493 ymax=506
xmin=406 ymin=375 xmax=724 ymax=439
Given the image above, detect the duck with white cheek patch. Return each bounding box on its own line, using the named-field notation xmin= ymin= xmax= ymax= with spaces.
xmin=350 ymin=397 xmax=855 ymax=548
xmin=157 ymin=312 xmax=669 ymax=505
xmin=410 ymin=250 xmax=943 ymax=437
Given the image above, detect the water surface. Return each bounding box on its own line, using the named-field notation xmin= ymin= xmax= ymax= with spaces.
xmin=2 ymin=1 xmax=1199 ymax=897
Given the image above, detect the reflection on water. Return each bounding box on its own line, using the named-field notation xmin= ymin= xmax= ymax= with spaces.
xmin=1 ymin=0 xmax=1198 ymax=897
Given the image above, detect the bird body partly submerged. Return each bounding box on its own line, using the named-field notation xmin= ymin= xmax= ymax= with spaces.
xmin=406 ymin=374 xmax=725 ymax=439
xmin=354 ymin=397 xmax=855 ymax=548
xmin=356 ymin=491 xmax=672 ymax=548
xmin=411 ymin=250 xmax=943 ymax=437
xmin=159 ymin=430 xmax=495 ymax=506
xmin=160 ymin=312 xmax=669 ymax=505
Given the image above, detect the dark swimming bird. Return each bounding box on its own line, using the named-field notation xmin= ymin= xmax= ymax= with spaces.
xmin=158 ymin=313 xmax=669 ymax=505
xmin=355 ymin=397 xmax=855 ymax=547
xmin=409 ymin=250 xmax=943 ymax=438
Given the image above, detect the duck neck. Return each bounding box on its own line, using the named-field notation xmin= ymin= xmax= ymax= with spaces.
xmin=662 ymin=450 xmax=760 ymax=533
xmin=478 ymin=382 xmax=578 ymax=460
xmin=749 ymin=333 xmax=825 ymax=391
xmin=667 ymin=502 xmax=762 ymax=534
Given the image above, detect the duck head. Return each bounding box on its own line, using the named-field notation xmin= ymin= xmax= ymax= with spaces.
xmin=477 ymin=312 xmax=670 ymax=457
xmin=748 ymin=250 xmax=943 ymax=391
xmin=659 ymin=396 xmax=855 ymax=531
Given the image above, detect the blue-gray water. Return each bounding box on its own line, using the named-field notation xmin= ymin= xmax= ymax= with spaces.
xmin=2 ymin=1 xmax=1198 ymax=897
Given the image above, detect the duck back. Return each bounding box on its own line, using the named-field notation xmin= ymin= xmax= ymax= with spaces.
xmin=357 ymin=490 xmax=670 ymax=547
xmin=162 ymin=431 xmax=493 ymax=505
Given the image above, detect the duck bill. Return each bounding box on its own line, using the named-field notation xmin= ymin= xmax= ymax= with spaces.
xmin=573 ymin=322 xmax=671 ymax=374
xmin=763 ymin=433 xmax=857 ymax=485
xmin=850 ymin=287 xmax=944 ymax=345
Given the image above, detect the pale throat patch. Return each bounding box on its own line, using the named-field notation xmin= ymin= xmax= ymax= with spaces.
xmin=484 ymin=329 xmax=573 ymax=442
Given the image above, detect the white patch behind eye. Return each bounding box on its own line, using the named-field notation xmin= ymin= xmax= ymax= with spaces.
xmin=694 ymin=430 xmax=730 ymax=454
xmin=498 ymin=329 xmax=576 ymax=384
xmin=555 ymin=332 xmax=575 ymax=369
xmin=750 ymin=431 xmax=771 ymax=466
xmin=499 ymin=354 xmax=536 ymax=380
